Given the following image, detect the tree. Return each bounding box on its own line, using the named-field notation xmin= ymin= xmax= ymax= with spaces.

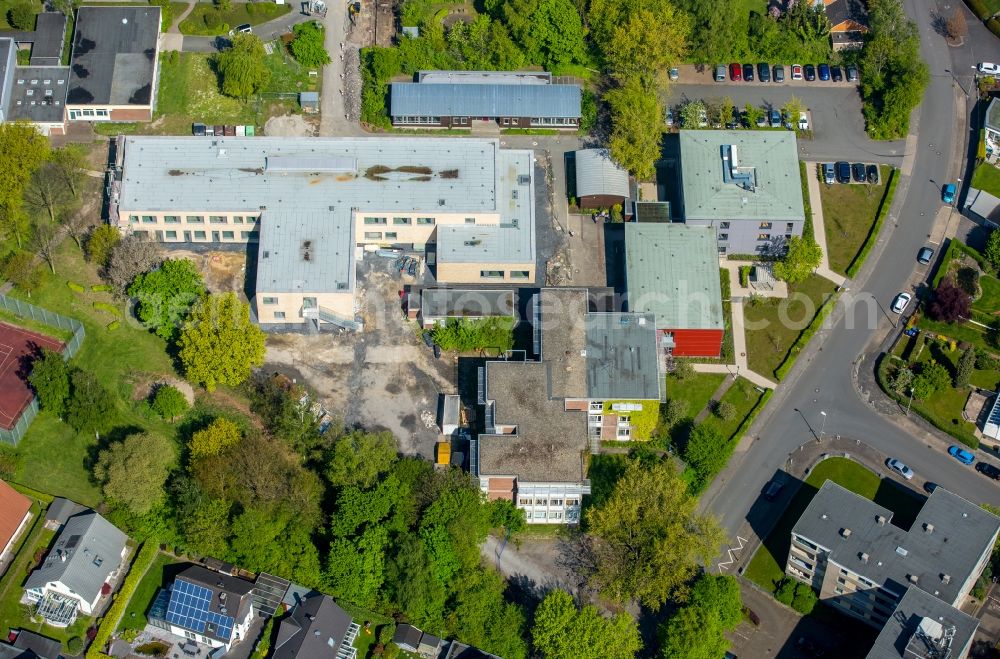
xmin=714 ymin=400 xmax=736 ymax=421
xmin=50 ymin=146 xmax=87 ymax=199
xmin=684 ymin=423 xmax=727 ymax=482
xmin=178 ymin=293 xmax=266 ymax=391
xmin=448 ymin=569 xmax=528 ymax=659
xmin=95 ymin=431 xmax=175 ymax=515
xmin=61 ymin=206 xmax=90 ymax=252
xmin=912 ymin=361 xmax=951 ymax=399
xmin=605 ymin=78 xmax=663 ymax=180
xmin=718 ymin=96 xmax=735 ymax=128
xmin=151 ymin=384 xmax=189 ymax=421
xmin=791 ymin=584 xmax=818 ymax=614
xmin=326 ymin=430 xmax=398 ymax=489
xmin=955 ymin=347 xmax=975 ymax=388
xmin=66 ymin=370 xmax=115 ymax=434
xmin=889 ymin=365 xmax=914 ymax=394
xmin=773 ymin=236 xmax=822 ymax=283
xmin=86 ymin=225 xmax=121 ymax=267
xmin=946 ymin=8 xmax=967 ymax=41
xmin=928 ymin=277 xmax=971 ymax=322
xmin=326 ymin=526 xmax=388 ymax=608
xmin=8 ymin=2 xmax=34 ymax=30
xmin=743 ymin=103 xmax=763 ymax=128
xmin=584 ymin=459 xmax=724 ymax=609
xmin=24 ymin=162 xmax=73 ymax=224
xmin=28 ymin=349 xmax=70 ymax=416
xmin=659 ymin=574 xmax=742 ymax=659
xmin=502 ymin=0 xmax=586 ymax=69
xmin=290 ymin=21 xmax=331 ymax=68
xmin=673 ymin=360 xmax=695 ymax=380
xmin=782 ymin=96 xmax=805 ymax=130
xmin=986 ymin=230 xmax=1000 ymax=272
xmin=2 ymin=250 xmax=40 ymax=293
xmin=217 ymin=34 xmax=270 ymax=99
xmin=104 ymin=234 xmax=161 ymax=293
xmin=531 ymin=590 xmax=642 ymax=659
xmin=31 ymin=222 xmax=59 ymax=275
xmin=246 ymin=373 xmax=323 ymax=454
xmin=190 ymin=417 xmax=242 ymax=457
xmin=184 ymin=498 xmax=231 ymax=557
xmin=128 ymin=258 xmax=206 ymax=341
xmin=0 ymin=204 xmax=30 ymax=249
xmin=604 ymin=7 xmax=689 ymax=86
xmin=679 ymin=99 xmax=706 ymax=129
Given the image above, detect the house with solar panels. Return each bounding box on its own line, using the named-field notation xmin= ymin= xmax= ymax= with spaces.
xmin=389 ymin=70 xmax=581 ymax=129
xmin=163 ymin=565 xmax=255 ymax=652
xmin=982 ymin=394 xmax=1000 ymax=441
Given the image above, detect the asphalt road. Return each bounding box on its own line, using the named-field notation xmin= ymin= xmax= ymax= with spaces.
xmin=702 ymin=0 xmax=1000 ymax=546
xmin=666 ymin=83 xmax=907 ymax=165
xmin=181 ymin=11 xmax=314 ymax=52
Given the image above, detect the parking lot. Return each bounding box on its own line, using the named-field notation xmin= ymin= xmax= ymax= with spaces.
xmin=665 ymin=83 xmax=907 ymax=165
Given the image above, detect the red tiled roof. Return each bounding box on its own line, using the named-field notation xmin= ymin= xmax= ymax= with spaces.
xmin=0 ymin=480 xmax=31 ymax=549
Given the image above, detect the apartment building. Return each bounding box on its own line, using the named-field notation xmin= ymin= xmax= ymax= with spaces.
xmin=109 ymin=136 xmax=537 ymax=329
xmin=677 ymin=130 xmax=805 ymax=255
xmin=786 ymin=480 xmax=999 ymax=654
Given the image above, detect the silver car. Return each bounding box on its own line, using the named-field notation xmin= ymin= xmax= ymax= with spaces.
xmin=887 ymin=458 xmax=914 ymax=480
xmin=891 ymin=292 xmax=912 ymax=314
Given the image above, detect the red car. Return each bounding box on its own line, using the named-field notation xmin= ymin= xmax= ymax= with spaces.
xmin=729 ymin=63 xmax=742 ymax=81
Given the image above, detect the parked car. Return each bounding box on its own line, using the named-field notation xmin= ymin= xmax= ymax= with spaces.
xmin=942 ymin=182 xmax=956 ymax=203
xmin=755 ymin=111 xmax=767 ymax=128
xmin=715 ymin=65 xmax=726 ymax=81
xmin=741 ymin=63 xmax=754 ymax=82
xmin=822 ymin=163 xmax=835 ymax=185
xmin=851 ymin=162 xmax=867 ymax=182
xmin=923 ymin=481 xmax=938 ymax=493
xmin=978 ymin=62 xmax=1000 ymax=75
xmin=818 ymin=63 xmax=831 ymax=81
xmin=230 ymin=23 xmax=252 ymax=35
xmin=791 ymin=64 xmax=803 ymax=80
xmin=804 ymin=64 xmax=816 ymax=81
xmin=866 ymin=164 xmax=879 ymax=184
xmin=665 ymin=107 xmax=674 ymax=127
xmin=831 ymin=65 xmax=843 ymax=82
xmin=769 ymin=109 xmax=782 ymax=128
xmin=797 ymin=112 xmax=809 ymax=131
xmin=669 ymin=67 xmax=679 ymax=81
xmin=948 ymin=445 xmax=976 ymax=465
xmin=835 ymin=161 xmax=851 ymax=183
xmin=890 ymin=292 xmax=912 ymax=314
xmin=192 ymin=122 xmax=206 ymax=136
xmin=887 ymin=458 xmax=914 ymax=480
xmin=917 ymin=247 xmax=935 ymax=264
xmin=773 ymin=64 xmax=785 ymax=82
xmin=763 ymin=480 xmax=784 ymax=501
xmin=730 ymin=63 xmax=742 ymax=81
xmin=976 ymin=462 xmax=1000 ymax=480
xmin=698 ymin=108 xmax=708 ymax=127
xmin=757 ymin=63 xmax=771 ymax=82
xmin=846 ymin=64 xmax=858 ymax=82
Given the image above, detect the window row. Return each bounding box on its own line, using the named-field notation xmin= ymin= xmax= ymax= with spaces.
xmin=130 ymin=214 xmax=256 ymax=225
xmin=480 ymin=270 xmax=530 ymax=280
xmin=393 ymin=116 xmax=441 ymax=124
xmin=157 ymin=230 xmax=258 ymax=241
xmin=365 ymin=216 xmax=437 ymax=226
xmin=517 ymin=498 xmax=579 ymax=507
xmin=719 ymin=221 xmax=797 ymax=230
xmin=363 ymin=231 xmax=399 ymax=240
xmin=531 ymin=511 xmax=564 ymax=520
xmin=68 ymin=108 xmax=109 ymax=120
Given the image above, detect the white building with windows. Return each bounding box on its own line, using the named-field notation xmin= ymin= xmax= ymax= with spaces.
xmin=163 ymin=565 xmax=255 ymax=652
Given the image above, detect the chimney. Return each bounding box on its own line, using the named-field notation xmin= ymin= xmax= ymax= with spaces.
xmin=908 ymin=574 xmax=919 ymax=584
xmin=923 ymin=523 xmax=934 ymax=534
xmin=61 ymin=554 xmax=66 ymax=562
xmin=876 ymin=515 xmax=886 ymax=525
xmin=941 ymin=574 xmax=951 ymax=584
xmin=859 ymin=552 xmax=869 ymax=563
xmin=840 ymin=528 xmax=852 ymax=538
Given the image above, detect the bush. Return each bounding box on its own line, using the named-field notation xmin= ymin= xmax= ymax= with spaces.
xmin=87 ymin=543 xmax=161 ymax=659
xmin=67 ymin=637 xmax=84 ymax=654
xmin=714 ymin=400 xmax=736 ymax=421
xmin=988 ymin=17 xmax=1000 ymax=39
xmin=775 ymin=578 xmax=796 ymax=606
xmin=428 ymin=317 xmax=515 ymax=354
xmin=91 ymin=284 xmax=112 ymax=293
xmin=93 ymin=301 xmax=122 ymax=318
xmin=107 ymin=320 xmax=120 ymax=331
xmin=203 ymin=9 xmax=221 ymax=29
xmin=966 ymin=0 xmax=991 ymax=20
xmin=134 ymin=641 xmax=169 ymax=657
xmin=8 ymin=2 xmax=35 ymax=30
xmin=672 ymin=360 xmax=695 ymax=381
xmin=791 ymin=585 xmax=817 ymax=615
xmin=67 ymin=281 xmax=85 ymax=293
xmin=151 ymin=384 xmax=189 ymax=421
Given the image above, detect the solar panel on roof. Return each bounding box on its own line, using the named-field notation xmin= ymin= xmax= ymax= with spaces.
xmin=165 ymin=578 xmax=235 ymax=640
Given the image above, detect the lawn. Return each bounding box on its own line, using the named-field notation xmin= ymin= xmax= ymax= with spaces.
xmin=820 ymin=165 xmax=890 ymax=275
xmin=985 ymin=0 xmax=1000 ymax=16
xmin=973 ymin=273 xmax=1000 ymax=314
xmin=666 ymin=373 xmax=726 ymax=421
xmin=744 ymin=274 xmax=838 ymax=379
xmin=9 ymin=241 xmax=178 ymax=506
xmin=117 ymin=552 xmax=183 ymax=633
xmin=0 ymin=0 xmax=41 ymax=31
xmin=972 ymin=162 xmax=1000 ymax=199
xmin=744 ymin=457 xmax=924 ymax=591
xmin=700 ymin=376 xmax=767 ymax=441
xmin=178 ymin=2 xmax=291 ymax=36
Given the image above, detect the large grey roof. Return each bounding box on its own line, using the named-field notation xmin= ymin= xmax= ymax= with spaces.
xmin=256 ymin=210 xmax=355 ymax=294
xmin=420 ymin=288 xmax=515 ymax=319
xmin=0 ymin=630 xmax=62 ymax=659
xmin=67 ymin=6 xmax=159 ymax=106
xmin=272 ymin=594 xmax=353 ymax=659
xmin=865 ymin=586 xmax=979 ymax=659
xmin=574 ymin=149 xmax=629 ymax=199
xmin=417 ymin=70 xmax=551 ymax=84
xmin=679 ymin=130 xmax=804 ymax=222
xmin=24 ymin=511 xmax=127 ymax=601
xmin=45 ymin=497 xmax=85 ymax=526
xmin=624 ymin=223 xmax=724 ymax=330
xmin=390 ymin=82 xmax=581 ymax=118
xmin=8 ymin=66 xmax=69 ymax=124
xmin=0 ymin=12 xmax=67 ymax=66
xmin=792 ymin=482 xmax=1000 ymax=606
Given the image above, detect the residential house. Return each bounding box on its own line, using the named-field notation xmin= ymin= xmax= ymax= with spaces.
xmin=573 ymin=148 xmax=632 ymax=211
xmin=983 ymin=97 xmax=1000 ymax=164
xmin=786 ymin=481 xmax=999 ymax=656
xmin=0 ymin=479 xmax=31 ymax=563
xmin=24 ymin=511 xmax=128 ymax=626
xmin=820 ymin=0 xmax=869 ymax=50
xmin=272 ymin=593 xmax=360 ymax=659
xmin=390 ymin=70 xmax=581 ymax=129
xmin=442 ymin=641 xmax=503 ymax=659
xmin=624 ymin=224 xmax=725 ymax=358
xmin=391 ymin=624 xmax=441 ymax=657
xmin=109 ymin=136 xmax=538 ymax=331
xmin=677 ymin=130 xmax=805 ymax=256
xmin=163 ymin=565 xmax=255 ymax=652
xmin=0 ymin=630 xmax=63 ymax=659
xmin=43 ymin=498 xmax=85 ymax=531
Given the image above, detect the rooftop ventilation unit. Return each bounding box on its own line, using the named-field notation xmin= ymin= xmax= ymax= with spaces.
xmin=941 ymin=574 xmax=951 ymax=584
xmin=840 ymin=528 xmax=851 ymax=538
xmin=876 ymin=515 xmax=887 ymax=525
xmin=924 ymin=523 xmax=934 ymax=534
xmin=859 ymin=552 xmax=869 ymax=563
xmin=720 ymin=144 xmax=756 ymax=192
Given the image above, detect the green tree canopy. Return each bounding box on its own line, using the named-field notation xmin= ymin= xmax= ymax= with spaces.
xmin=531 ymin=590 xmax=641 ymax=659
xmin=584 ymin=459 xmax=724 ymax=609
xmin=95 ymin=431 xmax=175 ymax=515
xmin=659 ymin=574 xmax=742 ymax=659
xmin=178 ymin=292 xmax=265 ymax=391
xmin=128 ymin=258 xmax=206 ymax=340
xmin=773 ymin=235 xmax=822 ymax=283
xmin=684 ymin=423 xmax=727 ymax=485
xmin=28 ymin=349 xmax=70 ymax=416
xmin=604 ymin=6 xmax=689 ymax=85
xmin=151 ymin=384 xmax=189 ymax=421
xmin=325 ymin=429 xmax=398 ymax=489
xmin=985 ymin=230 xmax=1000 ymax=271
xmin=217 ymin=33 xmax=270 ymax=99
xmin=66 ymin=370 xmax=115 ymax=434
xmin=605 ymin=78 xmax=663 ymax=180
xmin=190 ymin=417 xmax=242 ymax=457
xmin=291 ymin=21 xmax=331 ymax=67
xmin=502 ymin=0 xmax=586 ymax=69
xmin=0 ymin=120 xmax=50 ymax=217
xmin=86 ymin=225 xmax=121 ymax=267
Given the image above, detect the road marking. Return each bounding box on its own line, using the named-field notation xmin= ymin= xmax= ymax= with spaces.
xmin=717 ymin=535 xmax=748 ymax=572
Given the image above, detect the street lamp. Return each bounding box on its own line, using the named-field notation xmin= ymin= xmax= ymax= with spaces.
xmin=819 ymin=410 xmax=827 ymax=440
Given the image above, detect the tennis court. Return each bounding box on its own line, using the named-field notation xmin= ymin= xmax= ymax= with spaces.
xmin=0 ymin=321 xmax=64 ymax=430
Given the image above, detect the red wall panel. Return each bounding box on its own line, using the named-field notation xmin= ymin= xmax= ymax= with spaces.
xmin=664 ymin=328 xmax=723 ymax=358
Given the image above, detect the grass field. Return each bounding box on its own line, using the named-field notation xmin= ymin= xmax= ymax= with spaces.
xmin=178 ymin=2 xmax=291 ymax=36
xmin=820 ymin=166 xmax=889 ymax=275
xmin=0 ymin=0 xmax=41 ymax=30
xmin=744 ymin=274 xmax=838 ymax=379
xmin=700 ymin=376 xmax=767 ymax=440
xmin=972 ymin=163 xmax=1000 ymax=199
xmin=973 ymin=274 xmax=1000 ymax=314
xmin=666 ymin=372 xmax=726 ymax=422
xmin=118 ymin=552 xmax=183 ymax=632
xmin=744 ymin=457 xmax=924 ymax=591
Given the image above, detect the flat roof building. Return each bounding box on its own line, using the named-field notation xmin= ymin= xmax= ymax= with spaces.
xmin=865 ymin=586 xmax=978 ymax=659
xmin=417 ymin=288 xmax=515 ymax=328
xmin=624 ymin=223 xmax=724 ymax=358
xmin=111 ymin=136 xmax=537 ymax=330
xmin=678 ymin=130 xmax=805 ymax=255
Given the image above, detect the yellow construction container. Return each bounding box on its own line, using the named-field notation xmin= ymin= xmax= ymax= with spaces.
xmin=436 ymin=440 xmax=451 ymax=466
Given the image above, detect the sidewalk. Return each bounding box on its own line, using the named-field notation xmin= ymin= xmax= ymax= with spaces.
xmin=803 ymin=161 xmax=847 ymax=287
xmin=693 ymin=297 xmax=778 ymax=390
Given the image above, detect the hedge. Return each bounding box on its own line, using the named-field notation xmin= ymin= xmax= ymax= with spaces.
xmin=966 ymin=0 xmax=991 ymax=20
xmin=106 ymin=320 xmax=120 ymax=331
xmin=92 ymin=301 xmax=121 ymax=318
xmin=87 ymin=543 xmax=161 ymax=659
xmin=774 ymin=293 xmax=841 ymax=381
xmin=9 ymin=482 xmax=55 ymax=503
xmin=67 ymin=281 xmax=85 ymax=293
xmin=91 ymin=284 xmax=112 ymax=293
xmin=845 ymin=168 xmax=899 ymax=278
xmin=988 ymin=17 xmax=1000 ymax=38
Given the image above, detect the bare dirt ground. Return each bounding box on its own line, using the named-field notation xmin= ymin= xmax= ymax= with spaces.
xmin=263 ymin=114 xmax=318 ymax=137
xmin=166 ymin=249 xmax=248 ymax=297
xmin=263 ymin=257 xmax=456 ymax=458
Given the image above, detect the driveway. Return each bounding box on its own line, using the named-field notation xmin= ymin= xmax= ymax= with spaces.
xmin=180 ymin=11 xmax=314 ymax=52
xmin=665 ymin=83 xmax=907 ymax=164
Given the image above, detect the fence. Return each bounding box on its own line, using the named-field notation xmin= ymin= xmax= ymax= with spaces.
xmin=0 ymin=294 xmax=86 ymax=446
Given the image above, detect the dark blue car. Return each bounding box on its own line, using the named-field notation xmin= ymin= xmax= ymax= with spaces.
xmin=818 ymin=63 xmax=830 ymax=81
